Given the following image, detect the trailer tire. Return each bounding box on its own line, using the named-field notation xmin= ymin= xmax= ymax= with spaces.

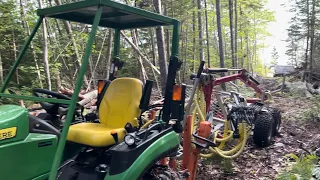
xmin=268 ymin=107 xmax=281 ymax=136
xmin=253 ymin=111 xmax=274 ymax=147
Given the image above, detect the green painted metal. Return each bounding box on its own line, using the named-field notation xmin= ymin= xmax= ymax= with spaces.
xmin=0 ymin=93 xmax=71 ymax=104
xmin=101 ymin=0 xmax=177 ymax=27
xmin=37 ymin=0 xmax=99 ymax=17
xmin=0 ymin=133 xmax=57 ymax=180
xmin=32 ymin=172 xmax=50 ymax=180
xmin=48 ymin=7 xmax=103 ymax=180
xmin=36 ymin=0 xmax=178 ymax=29
xmin=113 ymin=29 xmax=120 ymax=58
xmin=171 ymin=22 xmax=181 ymax=57
xmin=0 ymin=17 xmax=43 ymax=93
xmin=104 ymin=130 xmax=179 ymax=180
xmin=62 ymin=142 xmax=86 ymax=162
xmin=0 ymin=105 xmax=29 ymax=145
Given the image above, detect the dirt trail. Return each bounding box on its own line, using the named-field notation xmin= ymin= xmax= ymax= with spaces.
xmin=197 ymin=96 xmax=320 ymax=180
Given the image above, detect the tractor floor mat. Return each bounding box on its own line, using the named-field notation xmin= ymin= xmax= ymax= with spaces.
xmin=57 ymin=161 xmax=106 ymax=180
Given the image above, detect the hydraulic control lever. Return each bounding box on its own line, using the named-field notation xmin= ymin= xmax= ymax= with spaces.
xmin=183 ymin=61 xmax=205 ymax=128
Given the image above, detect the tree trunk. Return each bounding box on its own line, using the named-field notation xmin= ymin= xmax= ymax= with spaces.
xmin=153 ymin=0 xmax=168 ymax=95
xmin=54 ymin=0 xmax=89 ymax=88
xmin=182 ymin=23 xmax=189 ymax=82
xmin=303 ymin=0 xmax=310 ymax=82
xmin=149 ymin=28 xmax=162 ymax=93
xmin=204 ymin=0 xmax=211 ymax=67
xmin=48 ymin=0 xmax=62 ymax=35
xmin=192 ymin=0 xmax=197 ymax=72
xmin=294 ymin=43 xmax=298 ymax=67
xmin=309 ymin=0 xmax=315 ymax=82
xmin=0 ymin=53 xmax=3 ymax=84
xmin=87 ymin=30 xmax=109 ymax=91
xmin=240 ymin=5 xmax=244 ymax=68
xmin=105 ymin=29 xmax=113 ymax=78
xmin=211 ymin=9 xmax=220 ymax=61
xmin=197 ymin=0 xmax=205 ymax=63
xmin=120 ymin=31 xmax=160 ymax=74
xmin=150 ymin=29 xmax=157 ymax=65
xmin=181 ymin=25 xmax=185 ymax=79
xmin=240 ymin=35 xmax=244 ymax=67
xmin=22 ymin=0 xmax=43 ymax=88
xmin=12 ymin=31 xmax=19 ymax=85
xmin=55 ymin=72 xmax=61 ymax=90
xmin=164 ymin=4 xmax=171 ymax=62
xmin=26 ymin=21 xmax=43 ymax=88
xmin=19 ymin=0 xmax=25 ymax=29
xmin=246 ymin=33 xmax=250 ymax=71
xmin=88 ymin=56 xmax=94 ymax=89
xmin=132 ymin=29 xmax=147 ymax=83
xmin=253 ymin=10 xmax=257 ymax=74
xmin=38 ymin=0 xmax=51 ymax=90
xmin=229 ymin=0 xmax=235 ymax=68
xmin=216 ymin=0 xmax=226 ymax=90
xmin=234 ymin=0 xmax=238 ymax=67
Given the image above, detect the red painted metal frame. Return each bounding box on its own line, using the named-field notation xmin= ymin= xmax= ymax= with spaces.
xmin=211 ymin=69 xmax=262 ymax=95
xmin=202 ymin=69 xmax=265 ymax=112
xmin=181 ymin=115 xmax=192 ymax=170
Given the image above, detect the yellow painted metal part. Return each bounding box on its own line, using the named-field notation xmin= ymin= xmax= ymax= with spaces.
xmin=0 ymin=127 xmax=17 ymax=141
xmin=190 ymin=87 xmax=251 ymax=159
xmin=67 ymin=78 xmax=142 ymax=147
xmin=67 ymin=123 xmax=127 ymax=147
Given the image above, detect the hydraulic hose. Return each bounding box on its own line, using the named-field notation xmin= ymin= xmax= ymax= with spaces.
xmin=200 ymin=123 xmax=251 ymax=159
xmin=190 ymin=87 xmax=251 ymax=159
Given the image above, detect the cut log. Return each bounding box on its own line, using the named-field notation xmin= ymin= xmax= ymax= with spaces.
xmin=305 ymin=89 xmax=313 ymax=98
xmin=78 ymin=90 xmax=98 ymax=106
xmin=306 ymin=82 xmax=320 ymax=95
xmin=59 ymin=87 xmax=85 ymax=100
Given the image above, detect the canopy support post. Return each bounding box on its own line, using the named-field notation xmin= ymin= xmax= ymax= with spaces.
xmin=48 ymin=6 xmax=103 ymax=180
xmin=113 ymin=29 xmax=121 ymax=58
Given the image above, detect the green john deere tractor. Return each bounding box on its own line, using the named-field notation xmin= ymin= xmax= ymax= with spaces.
xmin=0 ymin=1 xmax=187 ymax=179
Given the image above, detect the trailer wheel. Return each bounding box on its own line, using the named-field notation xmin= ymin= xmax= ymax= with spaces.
xmin=268 ymin=107 xmax=281 ymax=136
xmin=253 ymin=111 xmax=274 ymax=147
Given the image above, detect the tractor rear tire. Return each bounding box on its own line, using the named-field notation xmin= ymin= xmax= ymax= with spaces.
xmin=253 ymin=111 xmax=274 ymax=147
xmin=268 ymin=107 xmax=282 ymax=136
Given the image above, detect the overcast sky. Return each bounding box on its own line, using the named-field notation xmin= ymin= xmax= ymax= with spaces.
xmin=260 ymin=0 xmax=293 ymax=66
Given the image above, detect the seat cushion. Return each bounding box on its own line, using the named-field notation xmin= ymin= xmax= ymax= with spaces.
xmin=99 ymin=78 xmax=142 ymax=129
xmin=67 ymin=123 xmax=126 ymax=147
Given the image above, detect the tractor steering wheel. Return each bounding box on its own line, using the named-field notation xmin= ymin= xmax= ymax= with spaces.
xmin=33 ymin=88 xmax=71 ymax=115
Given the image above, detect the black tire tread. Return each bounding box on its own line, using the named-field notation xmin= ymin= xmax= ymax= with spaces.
xmin=268 ymin=107 xmax=282 ymax=136
xmin=253 ymin=111 xmax=274 ymax=147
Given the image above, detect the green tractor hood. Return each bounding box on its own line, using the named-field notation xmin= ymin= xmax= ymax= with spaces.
xmin=0 ymin=105 xmax=29 ymax=145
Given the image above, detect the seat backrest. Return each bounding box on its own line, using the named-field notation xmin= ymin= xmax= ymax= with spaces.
xmin=98 ymin=78 xmax=143 ymax=128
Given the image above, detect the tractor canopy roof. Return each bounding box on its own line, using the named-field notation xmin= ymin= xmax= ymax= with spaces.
xmin=37 ymin=0 xmax=179 ymax=29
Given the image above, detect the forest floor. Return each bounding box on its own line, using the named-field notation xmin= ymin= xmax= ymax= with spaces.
xmin=197 ymin=94 xmax=320 ymax=180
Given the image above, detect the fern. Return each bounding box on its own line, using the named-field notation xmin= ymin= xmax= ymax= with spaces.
xmin=277 ymin=154 xmax=319 ymax=180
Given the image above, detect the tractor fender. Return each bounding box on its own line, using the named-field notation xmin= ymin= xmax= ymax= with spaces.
xmin=104 ymin=131 xmax=179 ymax=180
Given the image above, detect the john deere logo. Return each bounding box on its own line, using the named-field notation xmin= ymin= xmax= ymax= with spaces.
xmin=0 ymin=127 xmax=17 ymax=141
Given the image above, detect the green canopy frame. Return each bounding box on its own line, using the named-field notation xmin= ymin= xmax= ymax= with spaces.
xmin=0 ymin=0 xmax=181 ymax=179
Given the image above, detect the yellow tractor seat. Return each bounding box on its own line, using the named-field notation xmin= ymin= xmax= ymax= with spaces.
xmin=67 ymin=77 xmax=143 ymax=147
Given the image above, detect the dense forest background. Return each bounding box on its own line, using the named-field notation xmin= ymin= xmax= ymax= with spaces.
xmin=0 ymin=0 xmax=317 ymax=100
